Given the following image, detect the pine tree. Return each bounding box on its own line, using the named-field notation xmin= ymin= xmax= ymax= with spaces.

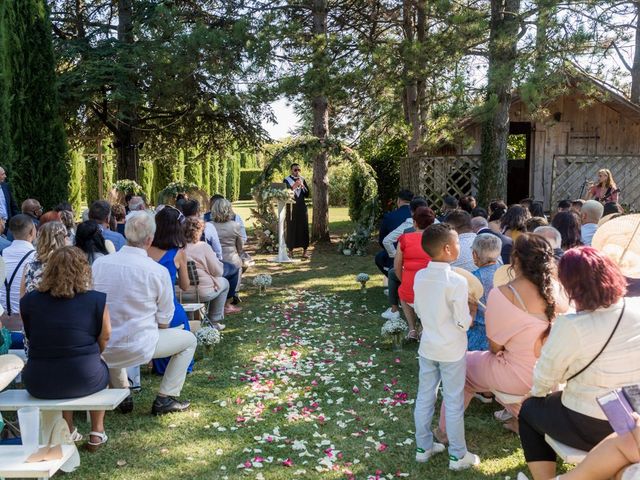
xmin=1 ymin=0 xmax=69 ymax=208
xmin=225 ymin=152 xmax=240 ymax=201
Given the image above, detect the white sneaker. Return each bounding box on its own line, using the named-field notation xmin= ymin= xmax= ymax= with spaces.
xmin=449 ymin=451 xmax=481 ymax=471
xmin=621 ymin=463 xmax=640 ymax=480
xmin=494 ymin=408 xmax=513 ymax=422
xmin=213 ymin=323 xmax=226 ymax=331
xmin=415 ymin=443 xmax=445 ymax=463
xmin=473 ymin=393 xmax=493 ymax=404
xmin=381 ymin=308 xmax=400 ymax=320
xmin=517 ymin=473 xmax=530 ymax=480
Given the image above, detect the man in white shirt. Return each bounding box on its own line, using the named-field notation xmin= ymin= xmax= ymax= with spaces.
xmin=0 ymin=215 xmax=35 ymax=315
xmin=92 ymin=211 xmax=197 ymax=416
xmin=580 ymin=200 xmax=604 ymax=247
xmin=445 ymin=210 xmax=477 ymax=272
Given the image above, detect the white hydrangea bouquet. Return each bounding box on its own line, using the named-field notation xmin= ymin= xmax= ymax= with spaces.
xmin=195 ymin=326 xmax=221 ymax=358
xmin=253 ymin=273 xmax=273 ymax=295
xmin=381 ymin=318 xmax=408 ymax=351
xmin=356 ymin=272 xmax=370 ymax=292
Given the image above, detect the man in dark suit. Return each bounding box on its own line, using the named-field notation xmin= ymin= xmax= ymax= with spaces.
xmin=0 ymin=166 xmax=20 ymax=234
xmin=375 ymin=189 xmax=413 ymax=276
xmin=471 ymin=216 xmax=512 ymax=264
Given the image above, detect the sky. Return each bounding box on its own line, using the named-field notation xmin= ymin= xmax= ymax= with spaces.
xmin=262 ymin=97 xmax=299 ymax=140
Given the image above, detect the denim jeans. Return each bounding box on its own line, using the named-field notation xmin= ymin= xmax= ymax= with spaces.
xmin=374 ymin=250 xmax=393 ymax=277
xmin=414 ymin=355 xmax=467 ymax=459
xmin=222 ymin=261 xmax=239 ymax=299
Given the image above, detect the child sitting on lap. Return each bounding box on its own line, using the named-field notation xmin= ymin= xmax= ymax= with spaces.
xmin=468 ymin=233 xmax=502 ymax=351
xmin=412 ymin=223 xmax=481 ymax=471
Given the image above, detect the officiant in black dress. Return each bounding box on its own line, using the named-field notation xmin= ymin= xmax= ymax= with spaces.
xmin=283 ymin=163 xmax=310 ymax=258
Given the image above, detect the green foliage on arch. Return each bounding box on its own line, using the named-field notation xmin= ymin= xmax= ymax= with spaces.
xmin=251 ymin=136 xmax=379 ymax=254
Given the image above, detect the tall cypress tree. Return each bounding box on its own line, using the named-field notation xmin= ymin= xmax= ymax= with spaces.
xmin=1 ymin=0 xmax=69 ymax=208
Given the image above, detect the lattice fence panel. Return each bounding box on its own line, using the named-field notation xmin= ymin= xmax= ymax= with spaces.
xmin=407 ymin=156 xmax=481 ymax=207
xmin=551 ymin=156 xmax=640 ymax=210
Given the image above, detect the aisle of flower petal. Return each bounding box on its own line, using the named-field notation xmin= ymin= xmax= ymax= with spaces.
xmin=213 ymin=289 xmax=417 ymax=479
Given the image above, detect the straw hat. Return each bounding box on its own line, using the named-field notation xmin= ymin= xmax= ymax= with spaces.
xmin=493 ymin=264 xmax=516 ymax=287
xmin=597 ymin=213 xmax=621 ymax=227
xmin=592 ymin=214 xmax=640 ymax=278
xmin=452 ymin=267 xmax=484 ymax=301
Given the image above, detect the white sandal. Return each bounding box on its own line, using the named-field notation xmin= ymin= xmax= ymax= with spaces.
xmin=69 ymin=428 xmax=83 ymax=442
xmin=85 ymin=431 xmax=108 ymax=452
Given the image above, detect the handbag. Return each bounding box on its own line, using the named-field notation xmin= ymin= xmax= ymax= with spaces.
xmin=567 ymin=299 xmax=626 ymax=383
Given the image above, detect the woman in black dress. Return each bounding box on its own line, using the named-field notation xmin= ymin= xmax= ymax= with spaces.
xmin=20 ymin=246 xmax=112 ymax=451
xmin=283 ymin=163 xmax=311 ymax=258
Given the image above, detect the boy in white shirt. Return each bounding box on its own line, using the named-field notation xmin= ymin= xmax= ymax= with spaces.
xmin=412 ymin=223 xmax=480 ymax=470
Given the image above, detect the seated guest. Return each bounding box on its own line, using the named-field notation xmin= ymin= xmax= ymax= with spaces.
xmin=75 ymin=220 xmax=110 ymax=265
xmin=436 ymin=234 xmax=568 ymax=441
xmin=520 ymin=198 xmax=533 ymax=212
xmin=38 ymin=211 xmax=61 ymax=228
xmin=445 ymin=210 xmax=476 ymax=271
xmin=571 ymin=199 xmax=585 ymax=214
xmin=551 ymin=211 xmax=582 ymax=250
xmin=210 ymin=196 xmax=251 ymax=266
xmin=381 ymin=197 xmax=428 ymax=321
xmin=488 ymin=200 xmax=507 ymax=233
xmin=471 ymin=207 xmax=488 ymax=219
xmin=500 ymin=204 xmax=530 ymax=241
xmin=0 ymin=215 xmax=36 ymax=316
xmin=394 ymin=207 xmax=436 ymax=340
xmin=183 ymin=217 xmax=231 ymax=329
xmin=211 ymin=197 xmax=245 ymax=293
xmin=182 ymin=200 xmax=223 ymax=257
xmin=21 ymin=199 xmax=42 ymax=227
xmin=21 ymin=221 xmax=69 ymax=295
xmin=472 ymin=216 xmax=512 ymax=264
xmin=532 ymin=226 xmax=564 ymax=261
xmin=468 ymin=234 xmax=502 ymax=351
xmin=518 ymin=418 xmax=640 ymax=480
xmin=128 ymin=196 xmax=146 ymax=212
xmin=111 ymin=204 xmax=126 ymax=237
xmin=89 ymin=200 xmax=126 ymax=251
xmin=20 ymin=246 xmax=111 ymax=450
xmin=518 ymin=247 xmax=640 ymax=480
xmin=556 ymin=199 xmax=571 ymax=212
xmin=458 ymin=195 xmax=476 ymax=214
xmin=0 ymin=218 xmax=11 ymax=252
xmin=58 ymin=210 xmax=76 ymax=244
xmin=437 ymin=195 xmax=458 ymax=222
xmin=92 ymin=211 xmax=197 ymax=415
xmin=148 ymin=206 xmax=193 ymax=375
xmin=375 ymin=190 xmax=413 ymax=276
xmin=603 ymin=201 xmax=624 ymax=216
xmin=580 ymin=200 xmax=604 ymax=246
xmin=525 ymin=216 xmax=548 ymax=232
xmin=528 ymin=201 xmax=545 ymax=219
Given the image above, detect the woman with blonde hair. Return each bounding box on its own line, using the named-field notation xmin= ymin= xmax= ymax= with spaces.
xmin=20 ymin=246 xmax=111 ymax=450
xmin=588 ymin=169 xmax=619 ymax=203
xmin=21 ymin=221 xmax=69 ymax=295
xmin=211 ymin=197 xmax=244 ymax=293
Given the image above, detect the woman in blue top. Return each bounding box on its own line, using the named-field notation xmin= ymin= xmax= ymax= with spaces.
xmin=148 ymin=205 xmax=192 ymax=375
xmin=468 ymin=233 xmax=502 ymax=351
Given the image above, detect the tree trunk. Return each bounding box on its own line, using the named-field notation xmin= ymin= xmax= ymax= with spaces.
xmin=115 ymin=0 xmax=138 ymax=180
xmin=310 ymin=0 xmax=330 ymax=242
xmin=478 ymin=0 xmax=521 ymax=206
xmin=399 ymin=0 xmax=427 ymax=196
xmin=631 ymin=2 xmax=640 ymax=103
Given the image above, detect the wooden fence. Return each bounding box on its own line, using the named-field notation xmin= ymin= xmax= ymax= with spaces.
xmin=551 ymin=155 xmax=640 ymax=210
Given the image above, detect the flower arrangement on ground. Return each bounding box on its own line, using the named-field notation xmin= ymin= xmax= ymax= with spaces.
xmin=195 ymin=326 xmax=221 ymax=357
xmin=250 ymin=186 xmax=294 ymax=253
xmin=337 ymin=226 xmax=373 ymax=256
xmin=381 ymin=318 xmax=409 ymax=351
xmin=356 ymin=273 xmax=370 ymax=292
xmin=253 ymin=274 xmax=273 ymax=295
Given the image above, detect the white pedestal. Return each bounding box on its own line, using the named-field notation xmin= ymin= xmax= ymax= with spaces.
xmin=268 ymin=199 xmax=298 ymax=263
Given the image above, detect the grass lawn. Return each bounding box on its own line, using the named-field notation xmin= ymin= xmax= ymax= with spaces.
xmin=52 ymin=205 xmax=563 ymax=479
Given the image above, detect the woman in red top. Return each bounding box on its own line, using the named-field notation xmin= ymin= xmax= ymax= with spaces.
xmin=394 ymin=206 xmax=436 ymax=340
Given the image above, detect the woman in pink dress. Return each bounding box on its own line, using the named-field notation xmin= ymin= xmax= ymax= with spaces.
xmin=394 ymin=207 xmax=435 ymax=340
xmin=437 ymin=234 xmax=569 ymax=438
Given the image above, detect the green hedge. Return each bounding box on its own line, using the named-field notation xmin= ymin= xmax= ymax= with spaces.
xmin=240 ymin=168 xmax=262 ymax=200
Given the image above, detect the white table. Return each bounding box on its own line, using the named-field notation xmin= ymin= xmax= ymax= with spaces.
xmin=0 ymin=445 xmax=76 ymax=478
